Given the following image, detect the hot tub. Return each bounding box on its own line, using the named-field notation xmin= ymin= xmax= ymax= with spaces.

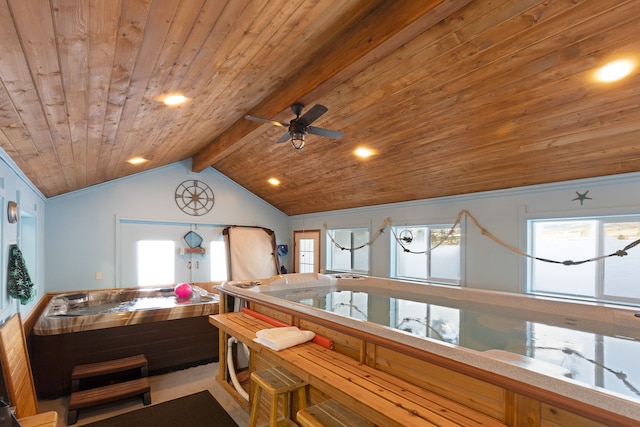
xmin=219 ymin=273 xmax=640 ymax=424
xmin=34 ymin=285 xmax=219 ymax=335
xmin=32 ymin=285 xmax=220 ymax=398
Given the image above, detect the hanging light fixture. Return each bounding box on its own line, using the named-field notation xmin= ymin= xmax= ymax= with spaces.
xmin=287 ymin=114 xmax=306 ymax=149
xmin=290 ymin=131 xmax=305 ymax=149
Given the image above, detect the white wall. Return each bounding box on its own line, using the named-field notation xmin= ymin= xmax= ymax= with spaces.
xmin=0 ymin=149 xmax=46 ymax=319
xmin=45 ymin=160 xmax=289 ymax=293
xmin=290 ymin=172 xmax=640 ymax=294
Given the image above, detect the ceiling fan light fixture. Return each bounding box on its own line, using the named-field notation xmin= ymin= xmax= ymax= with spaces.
xmin=291 ymin=132 xmax=305 ymax=149
xmin=246 ymin=103 xmax=342 ymax=150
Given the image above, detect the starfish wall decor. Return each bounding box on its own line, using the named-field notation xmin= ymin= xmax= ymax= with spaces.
xmin=572 ymin=190 xmax=592 ymax=205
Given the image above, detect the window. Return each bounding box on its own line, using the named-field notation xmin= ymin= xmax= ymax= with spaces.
xmin=137 ymin=240 xmax=175 ymax=286
xmin=391 ymin=225 xmax=461 ymax=285
xmin=326 ymin=228 xmax=370 ymax=274
xmin=528 ymin=216 xmax=640 ymax=305
xmin=209 ymin=240 xmax=228 ymax=281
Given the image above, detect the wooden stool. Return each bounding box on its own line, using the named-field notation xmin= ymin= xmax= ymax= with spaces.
xmin=250 ymin=366 xmax=307 ymax=427
xmin=297 ymin=399 xmax=374 ymax=427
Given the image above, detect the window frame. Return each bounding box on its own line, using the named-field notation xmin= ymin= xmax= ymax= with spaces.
xmin=390 ymin=223 xmax=462 ymax=286
xmin=526 ymin=212 xmax=640 ymax=306
xmin=325 ymin=227 xmax=371 ymax=274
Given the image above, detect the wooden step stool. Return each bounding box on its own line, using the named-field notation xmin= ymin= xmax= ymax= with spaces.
xmin=297 ymin=399 xmax=374 ymax=427
xmin=250 ymin=366 xmax=308 ymax=427
xmin=67 ymin=354 xmax=151 ymax=424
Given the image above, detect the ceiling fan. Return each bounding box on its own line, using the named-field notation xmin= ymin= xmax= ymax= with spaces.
xmin=245 ymin=103 xmax=343 ymax=149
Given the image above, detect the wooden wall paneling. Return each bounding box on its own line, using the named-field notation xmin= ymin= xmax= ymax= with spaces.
xmin=373 ymin=345 xmax=507 ymax=421
xmin=298 ymin=318 xmax=363 ymax=362
xmin=539 ymin=402 xmax=609 ymax=427
xmin=510 ymin=393 xmax=541 ymax=427
xmin=252 ymin=304 xmax=294 ymax=326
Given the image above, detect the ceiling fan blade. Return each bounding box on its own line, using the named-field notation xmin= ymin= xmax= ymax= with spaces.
xmin=275 ymin=132 xmax=291 ymax=143
xmin=298 ymin=104 xmax=328 ymax=126
xmin=308 ymin=126 xmax=344 ymax=139
xmin=245 ymin=115 xmax=288 ymax=128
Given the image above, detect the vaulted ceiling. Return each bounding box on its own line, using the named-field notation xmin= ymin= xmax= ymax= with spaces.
xmin=0 ymin=0 xmax=638 ymax=215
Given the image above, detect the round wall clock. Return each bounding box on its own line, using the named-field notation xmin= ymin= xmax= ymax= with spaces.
xmin=175 ymin=180 xmax=215 ymax=216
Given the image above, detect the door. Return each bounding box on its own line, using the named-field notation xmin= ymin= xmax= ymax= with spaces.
xmin=293 ymin=230 xmax=321 ymax=273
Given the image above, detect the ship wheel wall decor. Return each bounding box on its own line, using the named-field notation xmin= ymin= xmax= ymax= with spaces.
xmin=175 ymin=180 xmax=215 ymax=216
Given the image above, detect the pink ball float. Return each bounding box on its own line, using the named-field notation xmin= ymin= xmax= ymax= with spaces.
xmin=174 ymin=283 xmax=193 ymax=299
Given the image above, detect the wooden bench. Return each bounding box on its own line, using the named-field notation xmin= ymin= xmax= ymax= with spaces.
xmin=67 ymin=355 xmax=151 ymax=424
xmin=210 ymin=312 xmax=507 ymax=427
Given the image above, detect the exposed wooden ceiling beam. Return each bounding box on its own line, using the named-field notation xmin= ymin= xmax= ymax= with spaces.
xmin=191 ymin=0 xmax=471 ymax=172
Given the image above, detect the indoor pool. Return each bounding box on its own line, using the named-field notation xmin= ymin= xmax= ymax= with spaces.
xmin=220 ymin=273 xmax=640 ymax=419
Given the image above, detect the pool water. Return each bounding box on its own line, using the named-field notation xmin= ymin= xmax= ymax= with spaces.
xmin=60 ymin=296 xmax=180 ymax=315
xmin=261 ymin=285 xmax=640 ymax=402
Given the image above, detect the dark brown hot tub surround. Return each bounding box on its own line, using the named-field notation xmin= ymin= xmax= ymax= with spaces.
xmin=31 ymin=285 xmax=220 ymax=398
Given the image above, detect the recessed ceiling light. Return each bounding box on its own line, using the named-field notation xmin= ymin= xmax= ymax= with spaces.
xmin=354 ymin=147 xmax=375 ymax=158
xmin=163 ymin=94 xmax=188 ymax=106
xmin=268 ymin=178 xmax=281 ymax=186
xmin=595 ymin=59 xmax=635 ymax=82
xmin=127 ymin=156 xmax=147 ymax=165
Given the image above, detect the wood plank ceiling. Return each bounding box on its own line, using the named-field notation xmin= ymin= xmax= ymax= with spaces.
xmin=0 ymin=0 xmax=638 ymax=215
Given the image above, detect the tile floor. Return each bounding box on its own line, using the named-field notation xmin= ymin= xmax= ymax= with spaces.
xmin=37 ymin=362 xmax=250 ymax=427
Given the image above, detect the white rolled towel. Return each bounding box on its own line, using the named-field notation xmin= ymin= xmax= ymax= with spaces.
xmin=254 ymin=326 xmax=315 ymax=351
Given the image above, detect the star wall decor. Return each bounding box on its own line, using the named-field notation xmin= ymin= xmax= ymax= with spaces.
xmin=572 ymin=190 xmax=592 ymax=205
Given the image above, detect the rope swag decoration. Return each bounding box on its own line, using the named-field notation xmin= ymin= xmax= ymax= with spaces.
xmin=324 ymin=209 xmax=640 ymax=266
xmin=324 ymin=218 xmax=392 ymax=251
